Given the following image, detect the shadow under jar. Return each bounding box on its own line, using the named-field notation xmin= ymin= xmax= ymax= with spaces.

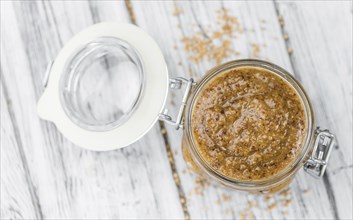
xmin=181 ymin=60 xmax=336 ymax=194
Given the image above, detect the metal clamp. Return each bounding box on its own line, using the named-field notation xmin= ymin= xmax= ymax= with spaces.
xmin=159 ymin=77 xmax=195 ymax=130
xmin=304 ymin=127 xmax=337 ymax=178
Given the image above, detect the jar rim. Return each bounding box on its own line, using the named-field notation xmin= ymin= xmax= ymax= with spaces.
xmin=184 ymin=59 xmax=315 ymax=190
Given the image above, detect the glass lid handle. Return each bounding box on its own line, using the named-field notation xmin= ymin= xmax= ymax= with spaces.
xmin=304 ymin=127 xmax=337 ymax=178
xmin=159 ymin=77 xmax=195 ymax=130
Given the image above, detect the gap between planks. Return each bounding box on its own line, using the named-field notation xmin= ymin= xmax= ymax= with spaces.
xmin=1 ymin=73 xmax=44 ymax=219
xmin=124 ymin=1 xmax=190 ymax=219
xmin=272 ymin=1 xmax=340 ymax=219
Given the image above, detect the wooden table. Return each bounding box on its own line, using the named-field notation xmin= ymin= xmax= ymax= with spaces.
xmin=1 ymin=1 xmax=352 ymax=219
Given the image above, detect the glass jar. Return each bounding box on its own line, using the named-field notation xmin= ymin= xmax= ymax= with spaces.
xmin=38 ymin=23 xmax=336 ymax=193
xmin=180 ymin=59 xmax=336 ymax=193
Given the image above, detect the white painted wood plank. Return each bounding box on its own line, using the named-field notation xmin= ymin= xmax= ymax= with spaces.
xmin=1 ymin=0 xmax=351 ymax=219
xmin=277 ymin=2 xmax=352 ymax=219
xmin=1 ymin=83 xmax=39 ymax=219
xmin=1 ymin=1 xmax=183 ymax=219
xmin=130 ymin=1 xmax=351 ymax=219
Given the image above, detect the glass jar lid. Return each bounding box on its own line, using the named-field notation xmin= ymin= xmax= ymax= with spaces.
xmin=60 ymin=37 xmax=144 ymax=131
xmin=37 ymin=23 xmax=169 ymax=151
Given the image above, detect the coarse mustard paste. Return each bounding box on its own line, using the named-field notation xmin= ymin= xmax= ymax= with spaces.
xmin=191 ymin=67 xmax=307 ymax=181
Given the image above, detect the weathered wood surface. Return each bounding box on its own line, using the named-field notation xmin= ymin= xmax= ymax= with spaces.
xmin=1 ymin=1 xmax=352 ymax=219
xmin=1 ymin=1 xmax=183 ymax=219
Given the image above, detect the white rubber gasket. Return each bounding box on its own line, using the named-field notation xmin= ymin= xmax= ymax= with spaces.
xmin=37 ymin=23 xmax=169 ymax=151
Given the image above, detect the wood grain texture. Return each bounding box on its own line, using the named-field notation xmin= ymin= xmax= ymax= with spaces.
xmin=1 ymin=1 xmax=183 ymax=219
xmin=1 ymin=0 xmax=352 ymax=219
xmin=130 ymin=1 xmax=352 ymax=219
xmin=276 ymin=2 xmax=352 ymax=219
xmin=129 ymin=2 xmax=297 ymax=219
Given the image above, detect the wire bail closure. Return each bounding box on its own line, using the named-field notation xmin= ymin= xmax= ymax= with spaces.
xmin=159 ymin=77 xmax=195 ymax=130
xmin=304 ymin=127 xmax=337 ymax=178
